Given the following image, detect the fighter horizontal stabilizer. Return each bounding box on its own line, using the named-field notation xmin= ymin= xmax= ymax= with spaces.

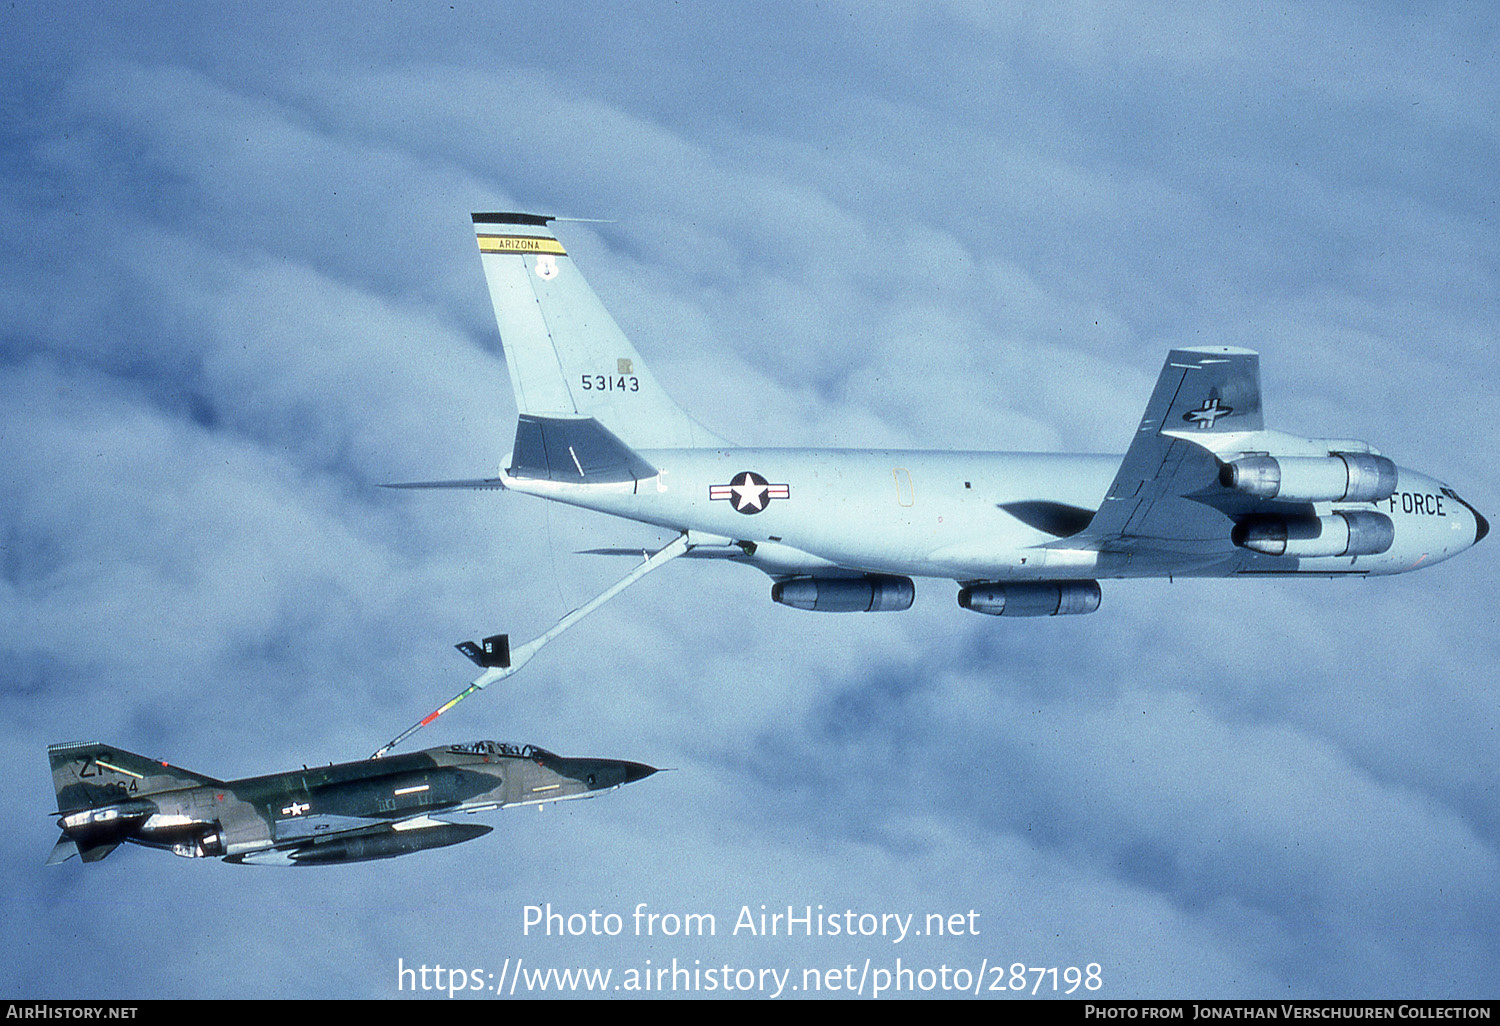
xmin=46 ymin=835 xmax=79 ymax=865
xmin=77 ymin=840 xmax=121 ymax=863
xmin=457 ymin=634 xmax=510 ymax=668
xmin=45 ymin=831 xmax=119 ymax=864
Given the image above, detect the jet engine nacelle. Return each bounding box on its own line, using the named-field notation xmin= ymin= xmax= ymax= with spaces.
xmin=169 ymin=827 xmax=226 ymax=860
xmin=1231 ymin=510 xmax=1394 ymax=558
xmin=771 ymin=575 xmax=916 ymax=612
xmin=56 ymin=798 xmax=155 ymax=848
xmin=957 ymin=580 xmax=1102 ymax=617
xmin=59 ymin=799 xmax=227 ymax=859
xmin=136 ymin=814 xmax=226 ymax=858
xmin=1220 ymin=453 xmax=1397 ymax=503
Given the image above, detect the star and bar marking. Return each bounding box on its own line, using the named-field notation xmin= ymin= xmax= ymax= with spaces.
xmin=709 ymin=471 xmax=790 ymax=514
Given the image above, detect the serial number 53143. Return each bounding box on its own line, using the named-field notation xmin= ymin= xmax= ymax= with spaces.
xmin=580 ymin=375 xmax=640 ymax=392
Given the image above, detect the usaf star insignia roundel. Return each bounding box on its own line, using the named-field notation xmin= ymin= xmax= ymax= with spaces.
xmin=709 ymin=471 xmax=791 ymax=514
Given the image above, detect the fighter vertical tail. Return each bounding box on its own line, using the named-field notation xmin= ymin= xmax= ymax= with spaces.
xmin=46 ymin=742 xmax=222 ymax=865
xmin=48 ymin=741 xmax=220 ymax=814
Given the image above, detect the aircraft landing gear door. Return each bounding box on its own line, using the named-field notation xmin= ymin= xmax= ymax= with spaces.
xmin=893 ymin=468 xmax=914 ymax=507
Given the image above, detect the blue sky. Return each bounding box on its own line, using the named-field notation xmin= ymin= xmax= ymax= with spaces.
xmin=2 ymin=2 xmax=1497 ymax=999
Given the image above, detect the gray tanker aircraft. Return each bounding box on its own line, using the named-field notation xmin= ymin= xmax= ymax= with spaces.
xmin=46 ymin=738 xmax=655 ymax=866
xmin=395 ymin=212 xmax=1487 ymax=617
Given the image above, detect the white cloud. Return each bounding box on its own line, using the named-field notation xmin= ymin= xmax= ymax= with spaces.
xmin=2 ymin=1 xmax=1496 ymax=1001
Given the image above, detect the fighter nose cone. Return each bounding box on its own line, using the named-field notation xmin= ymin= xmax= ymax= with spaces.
xmin=1475 ymin=507 xmax=1490 ymax=545
xmin=622 ymin=761 xmax=657 ymax=784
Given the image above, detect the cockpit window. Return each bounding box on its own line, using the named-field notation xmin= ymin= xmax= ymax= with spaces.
xmin=449 ymin=740 xmax=547 ymax=759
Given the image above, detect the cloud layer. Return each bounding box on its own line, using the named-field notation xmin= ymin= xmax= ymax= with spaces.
xmin=2 ymin=3 xmax=1496 ymax=999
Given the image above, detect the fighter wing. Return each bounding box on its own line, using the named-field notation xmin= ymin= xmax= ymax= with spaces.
xmin=1067 ymin=347 xmax=1265 ymax=564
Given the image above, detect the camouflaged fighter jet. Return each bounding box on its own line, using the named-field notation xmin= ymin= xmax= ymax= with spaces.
xmin=391 ymin=213 xmax=1487 ymax=617
xmin=46 ymin=739 xmax=656 ymax=866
